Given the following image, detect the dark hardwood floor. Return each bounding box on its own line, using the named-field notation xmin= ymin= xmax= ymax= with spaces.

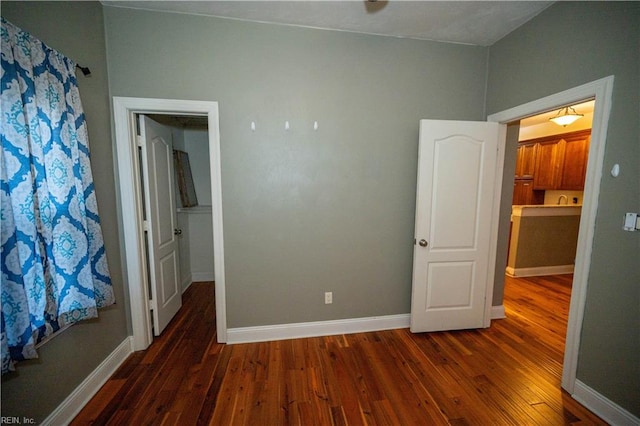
xmin=72 ymin=275 xmax=605 ymax=425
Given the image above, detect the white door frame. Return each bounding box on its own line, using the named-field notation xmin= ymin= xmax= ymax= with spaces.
xmin=113 ymin=97 xmax=227 ymax=350
xmin=487 ymin=76 xmax=614 ymax=393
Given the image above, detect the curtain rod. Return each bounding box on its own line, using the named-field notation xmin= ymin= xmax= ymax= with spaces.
xmin=75 ymin=64 xmax=91 ymax=77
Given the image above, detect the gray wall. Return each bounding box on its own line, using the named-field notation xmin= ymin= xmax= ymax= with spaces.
xmin=0 ymin=2 xmax=129 ymax=422
xmin=492 ymin=122 xmax=519 ymax=305
xmin=487 ymin=1 xmax=640 ymax=416
xmin=103 ymin=6 xmax=488 ymax=328
xmin=5 ymin=1 xmax=637 ymax=421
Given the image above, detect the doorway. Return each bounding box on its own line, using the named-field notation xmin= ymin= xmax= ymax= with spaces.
xmin=488 ymin=76 xmax=614 ymax=394
xmin=146 ymin=114 xmax=215 ymax=291
xmin=113 ymin=97 xmax=227 ymax=351
xmin=506 ymin=100 xmax=594 ymax=277
xmin=501 ymin=104 xmax=593 ymax=375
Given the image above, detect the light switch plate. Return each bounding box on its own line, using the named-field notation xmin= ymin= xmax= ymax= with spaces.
xmin=623 ymin=212 xmax=638 ymax=231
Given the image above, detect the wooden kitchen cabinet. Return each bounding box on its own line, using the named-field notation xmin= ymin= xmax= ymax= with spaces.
xmin=515 ymin=142 xmax=536 ymax=179
xmin=533 ymin=139 xmax=562 ymax=189
xmin=513 ymin=179 xmax=544 ymax=205
xmin=527 ymin=129 xmax=591 ymax=191
xmin=559 ymin=133 xmax=590 ymax=190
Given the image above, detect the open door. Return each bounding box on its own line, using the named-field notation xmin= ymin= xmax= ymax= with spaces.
xmin=140 ymin=115 xmax=182 ymax=335
xmin=410 ymin=120 xmax=504 ymax=333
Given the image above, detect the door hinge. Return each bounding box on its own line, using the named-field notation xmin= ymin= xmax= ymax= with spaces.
xmin=136 ymin=135 xmax=144 ymax=148
xmin=149 ymin=298 xmax=156 ymax=311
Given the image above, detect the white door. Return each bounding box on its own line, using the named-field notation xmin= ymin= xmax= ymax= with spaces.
xmin=140 ymin=115 xmax=182 ymax=335
xmin=410 ymin=120 xmax=503 ymax=333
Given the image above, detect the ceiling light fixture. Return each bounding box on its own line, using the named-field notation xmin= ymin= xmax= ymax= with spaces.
xmin=549 ymin=106 xmax=584 ymax=127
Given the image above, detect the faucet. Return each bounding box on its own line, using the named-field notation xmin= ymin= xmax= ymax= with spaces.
xmin=557 ymin=195 xmax=568 ymax=205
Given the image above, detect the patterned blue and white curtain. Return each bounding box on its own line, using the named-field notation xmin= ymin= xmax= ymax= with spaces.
xmin=1 ymin=18 xmax=115 ymax=375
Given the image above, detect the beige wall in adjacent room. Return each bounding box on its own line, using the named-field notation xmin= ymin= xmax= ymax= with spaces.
xmin=508 ymin=215 xmax=580 ymax=269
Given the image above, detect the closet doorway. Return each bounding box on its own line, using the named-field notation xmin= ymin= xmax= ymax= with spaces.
xmin=113 ymin=97 xmax=227 ymax=351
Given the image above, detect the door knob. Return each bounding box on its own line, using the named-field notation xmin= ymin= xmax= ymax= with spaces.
xmin=174 ymin=228 xmax=182 ymax=235
xmin=418 ymin=239 xmax=428 ymax=247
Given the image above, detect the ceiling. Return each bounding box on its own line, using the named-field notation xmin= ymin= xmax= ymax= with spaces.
xmin=520 ymin=100 xmax=595 ymax=127
xmin=102 ymin=1 xmax=554 ymax=46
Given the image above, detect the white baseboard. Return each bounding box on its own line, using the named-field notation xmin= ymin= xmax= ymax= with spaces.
xmin=191 ymin=272 xmax=214 ymax=282
xmin=42 ymin=337 xmax=134 ymax=426
xmin=491 ymin=305 xmax=506 ymax=319
xmin=505 ymin=264 xmax=574 ymax=277
xmin=227 ymin=314 xmax=411 ymax=344
xmin=573 ymin=380 xmax=640 ymax=426
xmin=181 ymin=273 xmax=193 ymax=292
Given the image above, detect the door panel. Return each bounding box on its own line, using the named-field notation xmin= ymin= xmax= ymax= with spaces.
xmin=150 ymin=133 xmax=175 ymax=246
xmin=159 ymin=250 xmax=179 ymax=308
xmin=411 ymin=120 xmax=503 ymax=333
xmin=426 ymin=262 xmax=474 ymax=308
xmin=140 ymin=115 xmax=182 ymax=336
xmin=430 ymin=136 xmax=482 ymax=250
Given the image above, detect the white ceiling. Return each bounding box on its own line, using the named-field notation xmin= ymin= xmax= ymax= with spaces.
xmin=102 ymin=1 xmax=554 ymax=46
xmin=520 ymin=100 xmax=595 ymax=127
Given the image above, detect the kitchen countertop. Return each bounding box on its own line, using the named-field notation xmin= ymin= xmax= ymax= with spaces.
xmin=512 ymin=204 xmax=582 ymax=217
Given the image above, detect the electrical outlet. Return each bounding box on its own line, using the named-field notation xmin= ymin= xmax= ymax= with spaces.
xmin=324 ymin=292 xmax=333 ymax=304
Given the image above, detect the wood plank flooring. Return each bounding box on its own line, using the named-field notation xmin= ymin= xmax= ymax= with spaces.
xmin=72 ymin=275 xmax=605 ymax=425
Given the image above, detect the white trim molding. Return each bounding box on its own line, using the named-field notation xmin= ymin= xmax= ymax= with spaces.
xmin=488 ymin=75 xmax=615 ymax=395
xmin=505 ymin=265 xmax=574 ymax=277
xmin=573 ymin=380 xmax=640 ymax=426
xmin=42 ymin=337 xmax=134 ymax=426
xmin=181 ymin=273 xmax=193 ymax=290
xmin=191 ymin=272 xmax=215 ymax=282
xmin=113 ymin=97 xmax=227 ymax=349
xmin=181 ymin=275 xmax=193 ymax=293
xmin=491 ymin=305 xmax=506 ymax=320
xmin=227 ymin=314 xmax=411 ymax=344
